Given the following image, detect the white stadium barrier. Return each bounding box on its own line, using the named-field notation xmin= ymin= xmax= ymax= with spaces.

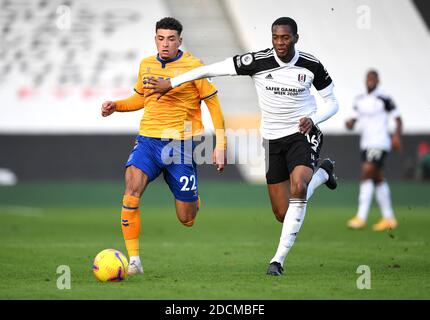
xmin=0 ymin=0 xmax=170 ymax=133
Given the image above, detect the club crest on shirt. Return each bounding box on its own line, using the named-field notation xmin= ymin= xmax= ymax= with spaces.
xmin=298 ymin=74 xmax=306 ymax=83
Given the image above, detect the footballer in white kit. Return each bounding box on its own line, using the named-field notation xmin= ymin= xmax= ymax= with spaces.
xmin=346 ymin=70 xmax=403 ymax=231
xmin=145 ymin=17 xmax=340 ymax=276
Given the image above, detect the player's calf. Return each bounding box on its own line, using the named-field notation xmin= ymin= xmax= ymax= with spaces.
xmin=175 ymin=200 xmax=198 ymax=227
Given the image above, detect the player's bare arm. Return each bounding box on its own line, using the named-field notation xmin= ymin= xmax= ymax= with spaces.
xmin=101 ymin=101 xmax=116 ymax=117
xmin=392 ymin=117 xmax=403 ymax=151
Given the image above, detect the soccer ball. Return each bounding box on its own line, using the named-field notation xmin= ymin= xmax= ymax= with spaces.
xmin=92 ymin=249 xmax=129 ymax=282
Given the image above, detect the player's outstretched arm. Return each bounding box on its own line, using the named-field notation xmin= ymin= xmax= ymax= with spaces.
xmin=145 ymin=58 xmax=237 ymax=99
xmin=101 ymin=93 xmax=145 ymax=117
xmin=114 ymin=93 xmax=145 ymax=113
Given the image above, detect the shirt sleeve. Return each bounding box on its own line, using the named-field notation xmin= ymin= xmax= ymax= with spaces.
xmin=232 ymin=52 xmax=259 ymax=76
xmin=312 ymin=61 xmax=333 ymax=91
xmin=194 ymin=78 xmax=218 ymax=101
xmin=349 ymin=96 xmax=360 ymax=120
xmin=133 ymin=61 xmax=145 ymax=95
xmin=204 ymin=94 xmax=227 ymax=150
xmin=170 ymin=58 xmax=237 ymax=88
xmin=390 ymin=105 xmax=401 ymax=118
xmin=115 ymin=93 xmax=145 ymax=112
xmin=377 ymin=94 xmax=400 ymax=117
xmin=310 ymin=83 xmax=339 ymax=125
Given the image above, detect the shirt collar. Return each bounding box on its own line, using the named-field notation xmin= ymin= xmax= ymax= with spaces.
xmin=156 ymin=50 xmax=183 ymax=68
xmin=273 ymin=48 xmax=299 ymax=67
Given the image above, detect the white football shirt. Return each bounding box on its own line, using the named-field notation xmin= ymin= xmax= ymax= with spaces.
xmin=232 ymin=48 xmax=333 ymax=139
xmin=351 ymin=88 xmax=401 ymax=151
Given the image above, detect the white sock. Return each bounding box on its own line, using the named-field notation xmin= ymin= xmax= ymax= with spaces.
xmin=357 ymin=179 xmax=375 ymax=221
xmin=375 ymin=181 xmax=395 ymax=219
xmin=270 ymin=199 xmax=307 ymax=266
xmin=306 ymin=168 xmax=329 ymax=200
xmin=129 ymin=256 xmax=141 ymax=265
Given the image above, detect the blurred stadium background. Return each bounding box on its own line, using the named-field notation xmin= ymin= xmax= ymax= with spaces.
xmin=1 ymin=0 xmax=430 ymax=183
xmin=0 ymin=0 xmax=429 ymax=299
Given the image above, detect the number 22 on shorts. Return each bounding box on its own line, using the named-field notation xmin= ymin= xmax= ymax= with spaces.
xmin=180 ymin=175 xmax=197 ymax=191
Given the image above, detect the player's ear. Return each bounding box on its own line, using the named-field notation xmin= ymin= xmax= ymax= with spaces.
xmin=294 ymin=33 xmax=299 ymax=44
xmin=178 ymin=36 xmax=183 ymax=46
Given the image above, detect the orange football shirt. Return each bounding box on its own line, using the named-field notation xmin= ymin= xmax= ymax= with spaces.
xmin=133 ymin=50 xmax=218 ymax=140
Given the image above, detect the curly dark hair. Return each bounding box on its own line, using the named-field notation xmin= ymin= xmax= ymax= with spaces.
xmin=156 ymin=17 xmax=183 ymax=35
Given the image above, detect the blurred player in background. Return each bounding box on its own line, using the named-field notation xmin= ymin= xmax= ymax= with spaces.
xmin=101 ymin=17 xmax=226 ymax=275
xmin=145 ymin=17 xmax=339 ymax=276
xmin=346 ymin=70 xmax=402 ymax=231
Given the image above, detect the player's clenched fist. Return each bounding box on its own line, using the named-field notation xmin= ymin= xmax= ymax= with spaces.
xmin=298 ymin=117 xmax=314 ymax=135
xmin=101 ymin=101 xmax=117 ymax=117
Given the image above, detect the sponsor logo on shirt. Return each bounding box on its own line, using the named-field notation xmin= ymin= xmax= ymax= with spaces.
xmin=265 ymin=86 xmax=305 ymax=96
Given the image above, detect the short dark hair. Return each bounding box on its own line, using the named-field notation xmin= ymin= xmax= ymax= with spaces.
xmin=156 ymin=17 xmax=183 ymax=35
xmin=367 ymin=69 xmax=379 ymax=78
xmin=272 ymin=17 xmax=298 ymax=35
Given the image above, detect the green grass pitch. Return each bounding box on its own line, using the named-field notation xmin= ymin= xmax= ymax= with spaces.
xmin=0 ymin=180 xmax=429 ymax=299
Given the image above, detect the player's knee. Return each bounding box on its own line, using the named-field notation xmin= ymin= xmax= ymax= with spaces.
xmin=124 ymin=167 xmax=148 ymax=197
xmin=124 ymin=180 xmax=144 ymax=197
xmin=291 ymin=181 xmax=308 ymax=198
xmin=362 ymin=165 xmax=376 ymax=180
xmin=124 ymin=188 xmax=141 ymax=198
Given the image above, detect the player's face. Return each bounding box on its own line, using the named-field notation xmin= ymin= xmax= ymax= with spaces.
xmin=155 ymin=29 xmax=182 ymax=60
xmin=272 ymin=25 xmax=298 ymax=60
xmin=366 ymin=73 xmax=379 ymax=93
